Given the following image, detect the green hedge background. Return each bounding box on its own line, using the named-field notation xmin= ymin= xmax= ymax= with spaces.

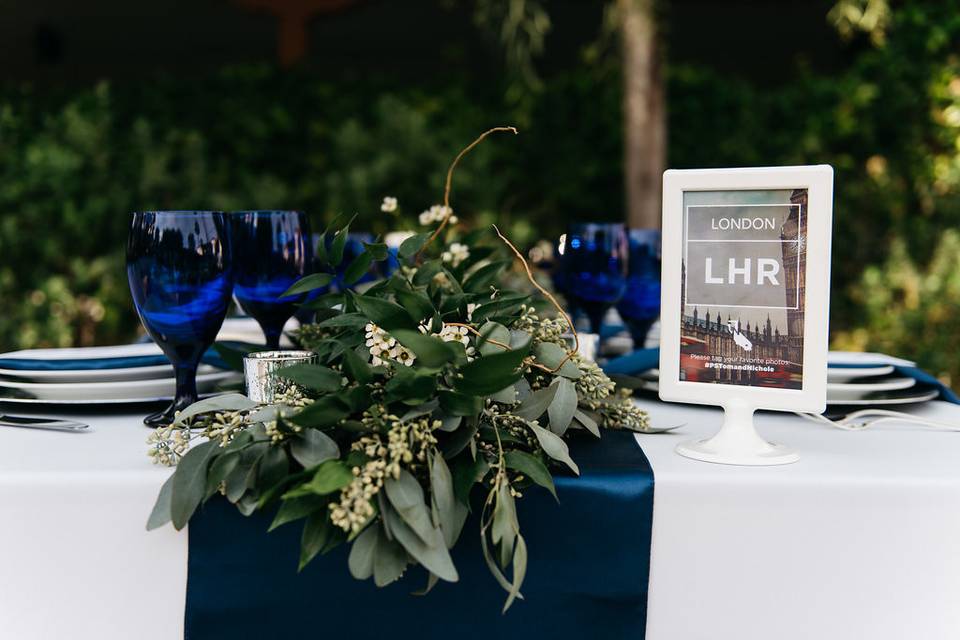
xmin=2 ymin=1 xmax=959 ymax=385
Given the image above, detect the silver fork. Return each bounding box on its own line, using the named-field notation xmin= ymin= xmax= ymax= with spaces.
xmin=796 ymin=409 xmax=960 ymax=432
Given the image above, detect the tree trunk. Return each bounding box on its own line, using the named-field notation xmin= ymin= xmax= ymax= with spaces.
xmin=620 ymin=0 xmax=665 ymax=229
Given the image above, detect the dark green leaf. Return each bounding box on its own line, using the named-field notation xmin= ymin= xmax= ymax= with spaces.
xmin=329 ymin=227 xmax=349 ymax=266
xmin=453 ymin=337 xmax=531 ymax=396
xmin=440 ymin=418 xmax=478 ymax=459
xmin=342 ymin=348 xmax=374 ymax=384
xmin=463 ymin=260 xmax=511 ymax=293
xmin=317 ymin=312 xmax=370 ymax=328
xmin=504 ymin=450 xmax=557 ymax=500
xmin=438 ymin=390 xmax=483 ymax=416
xmin=395 ymin=289 xmax=435 ymax=323
xmin=451 ymin=453 xmax=489 ymax=504
xmin=290 ymin=395 xmax=351 ymax=427
xmin=362 ymin=241 xmax=389 ymax=261
xmin=290 ymin=429 xmax=339 ymax=468
xmin=212 ymin=342 xmax=259 ymax=372
xmin=270 ymin=495 xmax=327 ymax=531
xmin=146 ymin=473 xmax=174 ymax=531
xmin=389 ymin=329 xmax=457 ymax=368
xmin=299 ymin=511 xmax=337 ymax=571
xmin=280 ymin=273 xmax=334 ymax=299
xmin=257 ymin=445 xmax=289 ymax=492
xmin=398 ymin=232 xmax=431 ymax=259
xmin=285 ymin=460 xmax=354 ymax=497
xmin=205 ymin=450 xmax=240 ymax=499
xmin=170 ymin=440 xmax=219 ymax=529
xmin=275 ymin=363 xmax=342 ymax=392
xmin=384 ymin=367 xmax=437 ymax=404
xmin=352 ymin=293 xmax=416 ymax=330
xmin=343 ymin=251 xmax=374 ymax=286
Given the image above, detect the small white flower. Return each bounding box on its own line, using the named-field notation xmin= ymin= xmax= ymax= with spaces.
xmin=380 ymin=196 xmax=398 ymax=213
xmin=418 ymin=204 xmax=452 ymax=226
xmin=466 ymin=303 xmax=478 ymax=321
xmin=441 ymin=242 xmax=470 ymax=268
xmin=365 ymin=322 xmax=414 ymax=366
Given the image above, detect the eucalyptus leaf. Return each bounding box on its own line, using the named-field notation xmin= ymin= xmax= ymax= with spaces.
xmin=533 ymin=342 xmax=582 ymax=379
xmin=547 ymin=377 xmax=578 ymax=435
xmin=395 ymin=289 xmax=435 ymax=323
xmin=347 ymin=523 xmax=379 ymax=580
xmin=329 ymin=227 xmax=350 ymax=266
xmin=384 ymin=470 xmax=434 ymax=542
xmin=280 ymin=273 xmax=334 ymax=298
xmin=170 ymin=440 xmax=219 ymax=529
xmin=529 ymin=423 xmax=580 ymax=475
xmin=290 ymin=395 xmax=350 ymax=428
xmin=173 ymin=394 xmax=256 ymax=426
xmin=438 ymin=390 xmax=482 ymax=417
xmin=290 ymin=429 xmax=340 ymax=468
xmin=373 ymin=528 xmax=409 ymax=587
xmin=275 ymin=364 xmax=342 ymax=392
xmin=383 ymin=502 xmax=459 ymax=582
xmin=477 ymin=321 xmax=511 ymax=356
xmin=504 ymin=534 xmax=528 ymax=612
xmin=341 ymin=348 xmax=374 ymax=384
xmin=430 ymin=453 xmax=467 ymax=548
xmin=317 ymin=312 xmax=369 ymax=328
xmin=492 ymin=482 xmax=518 ymax=568
xmin=514 ymin=384 xmax=558 ymax=422
xmin=574 ymin=409 xmax=601 ymax=437
xmin=146 ymin=474 xmax=174 ymax=531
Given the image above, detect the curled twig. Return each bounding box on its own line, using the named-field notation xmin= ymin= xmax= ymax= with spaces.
xmin=492 ymin=224 xmax=579 ymax=373
xmin=416 ymin=126 xmax=519 ymax=261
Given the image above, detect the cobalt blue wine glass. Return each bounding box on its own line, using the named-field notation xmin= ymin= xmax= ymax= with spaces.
xmin=617 ymin=229 xmax=662 ymax=349
xmin=562 ymin=223 xmax=628 ymax=335
xmin=127 ymin=211 xmax=234 ymax=427
xmin=293 ymin=232 xmax=333 ymax=325
xmin=231 ymin=211 xmax=312 ymax=350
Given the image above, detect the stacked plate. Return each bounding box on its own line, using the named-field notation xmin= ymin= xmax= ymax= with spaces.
xmin=633 ymin=351 xmax=941 ymax=408
xmin=0 ymin=343 xmax=241 ymax=405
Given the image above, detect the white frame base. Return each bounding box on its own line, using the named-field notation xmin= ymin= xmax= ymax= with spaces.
xmin=675 ymin=401 xmax=798 ymax=466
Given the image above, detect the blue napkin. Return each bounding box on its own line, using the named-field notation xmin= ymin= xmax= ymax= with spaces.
xmin=0 ymin=347 xmax=229 ymax=372
xmin=602 ymin=348 xmax=960 ymax=405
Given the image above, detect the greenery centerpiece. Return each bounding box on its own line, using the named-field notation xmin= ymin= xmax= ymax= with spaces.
xmin=146 ymin=128 xmax=650 ymax=610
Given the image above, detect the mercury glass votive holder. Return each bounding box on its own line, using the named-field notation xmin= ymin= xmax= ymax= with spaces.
xmin=243 ymin=350 xmax=316 ymax=404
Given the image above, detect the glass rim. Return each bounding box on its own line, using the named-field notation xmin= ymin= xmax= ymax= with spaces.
xmin=130 ymin=210 xmax=225 ymax=216
xmin=228 ymin=210 xmax=304 ymax=215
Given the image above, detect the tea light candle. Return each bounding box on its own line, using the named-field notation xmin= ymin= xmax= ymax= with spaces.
xmin=243 ymin=350 xmax=316 ymax=404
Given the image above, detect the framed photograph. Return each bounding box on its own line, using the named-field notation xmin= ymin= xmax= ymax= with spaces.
xmin=658 ymin=165 xmax=834 ymax=464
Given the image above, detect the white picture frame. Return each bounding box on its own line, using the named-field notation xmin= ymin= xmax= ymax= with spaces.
xmin=658 ymin=165 xmax=834 ymax=465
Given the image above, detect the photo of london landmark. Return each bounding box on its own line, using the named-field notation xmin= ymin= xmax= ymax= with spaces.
xmin=679 ymin=188 xmax=807 ymax=390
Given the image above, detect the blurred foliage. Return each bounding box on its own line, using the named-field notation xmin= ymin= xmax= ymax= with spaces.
xmin=0 ymin=0 xmax=959 ymax=388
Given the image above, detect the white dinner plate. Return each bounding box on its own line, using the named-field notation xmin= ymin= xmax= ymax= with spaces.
xmin=0 ymin=371 xmax=241 ymax=402
xmin=0 ymin=363 xmax=223 ymax=383
xmin=826 ymin=387 xmax=940 ymax=407
xmin=826 ymin=376 xmax=916 ymax=401
xmin=826 ymin=365 xmax=895 ymax=382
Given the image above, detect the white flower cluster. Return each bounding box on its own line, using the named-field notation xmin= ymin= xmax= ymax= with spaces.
xmin=418 ymin=204 xmax=457 ymax=226
xmin=438 ymin=323 xmax=476 ymax=358
xmin=380 ymin=196 xmax=398 ymax=213
xmin=146 ymin=425 xmax=190 ymax=466
xmin=441 ymin=242 xmax=470 ymax=267
xmin=365 ymin=322 xmax=416 ymax=366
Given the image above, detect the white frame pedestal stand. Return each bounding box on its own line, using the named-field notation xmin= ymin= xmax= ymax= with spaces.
xmin=675 ymin=399 xmax=799 ymax=466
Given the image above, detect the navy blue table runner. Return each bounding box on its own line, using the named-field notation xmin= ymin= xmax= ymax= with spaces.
xmin=186 ymin=430 xmax=655 ymax=640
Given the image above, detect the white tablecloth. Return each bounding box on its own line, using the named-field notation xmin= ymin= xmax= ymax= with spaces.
xmin=2 ymin=399 xmax=959 ymax=639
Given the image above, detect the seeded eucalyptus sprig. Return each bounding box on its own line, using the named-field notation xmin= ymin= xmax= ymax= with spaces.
xmin=145 ymin=128 xmax=650 ymax=610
